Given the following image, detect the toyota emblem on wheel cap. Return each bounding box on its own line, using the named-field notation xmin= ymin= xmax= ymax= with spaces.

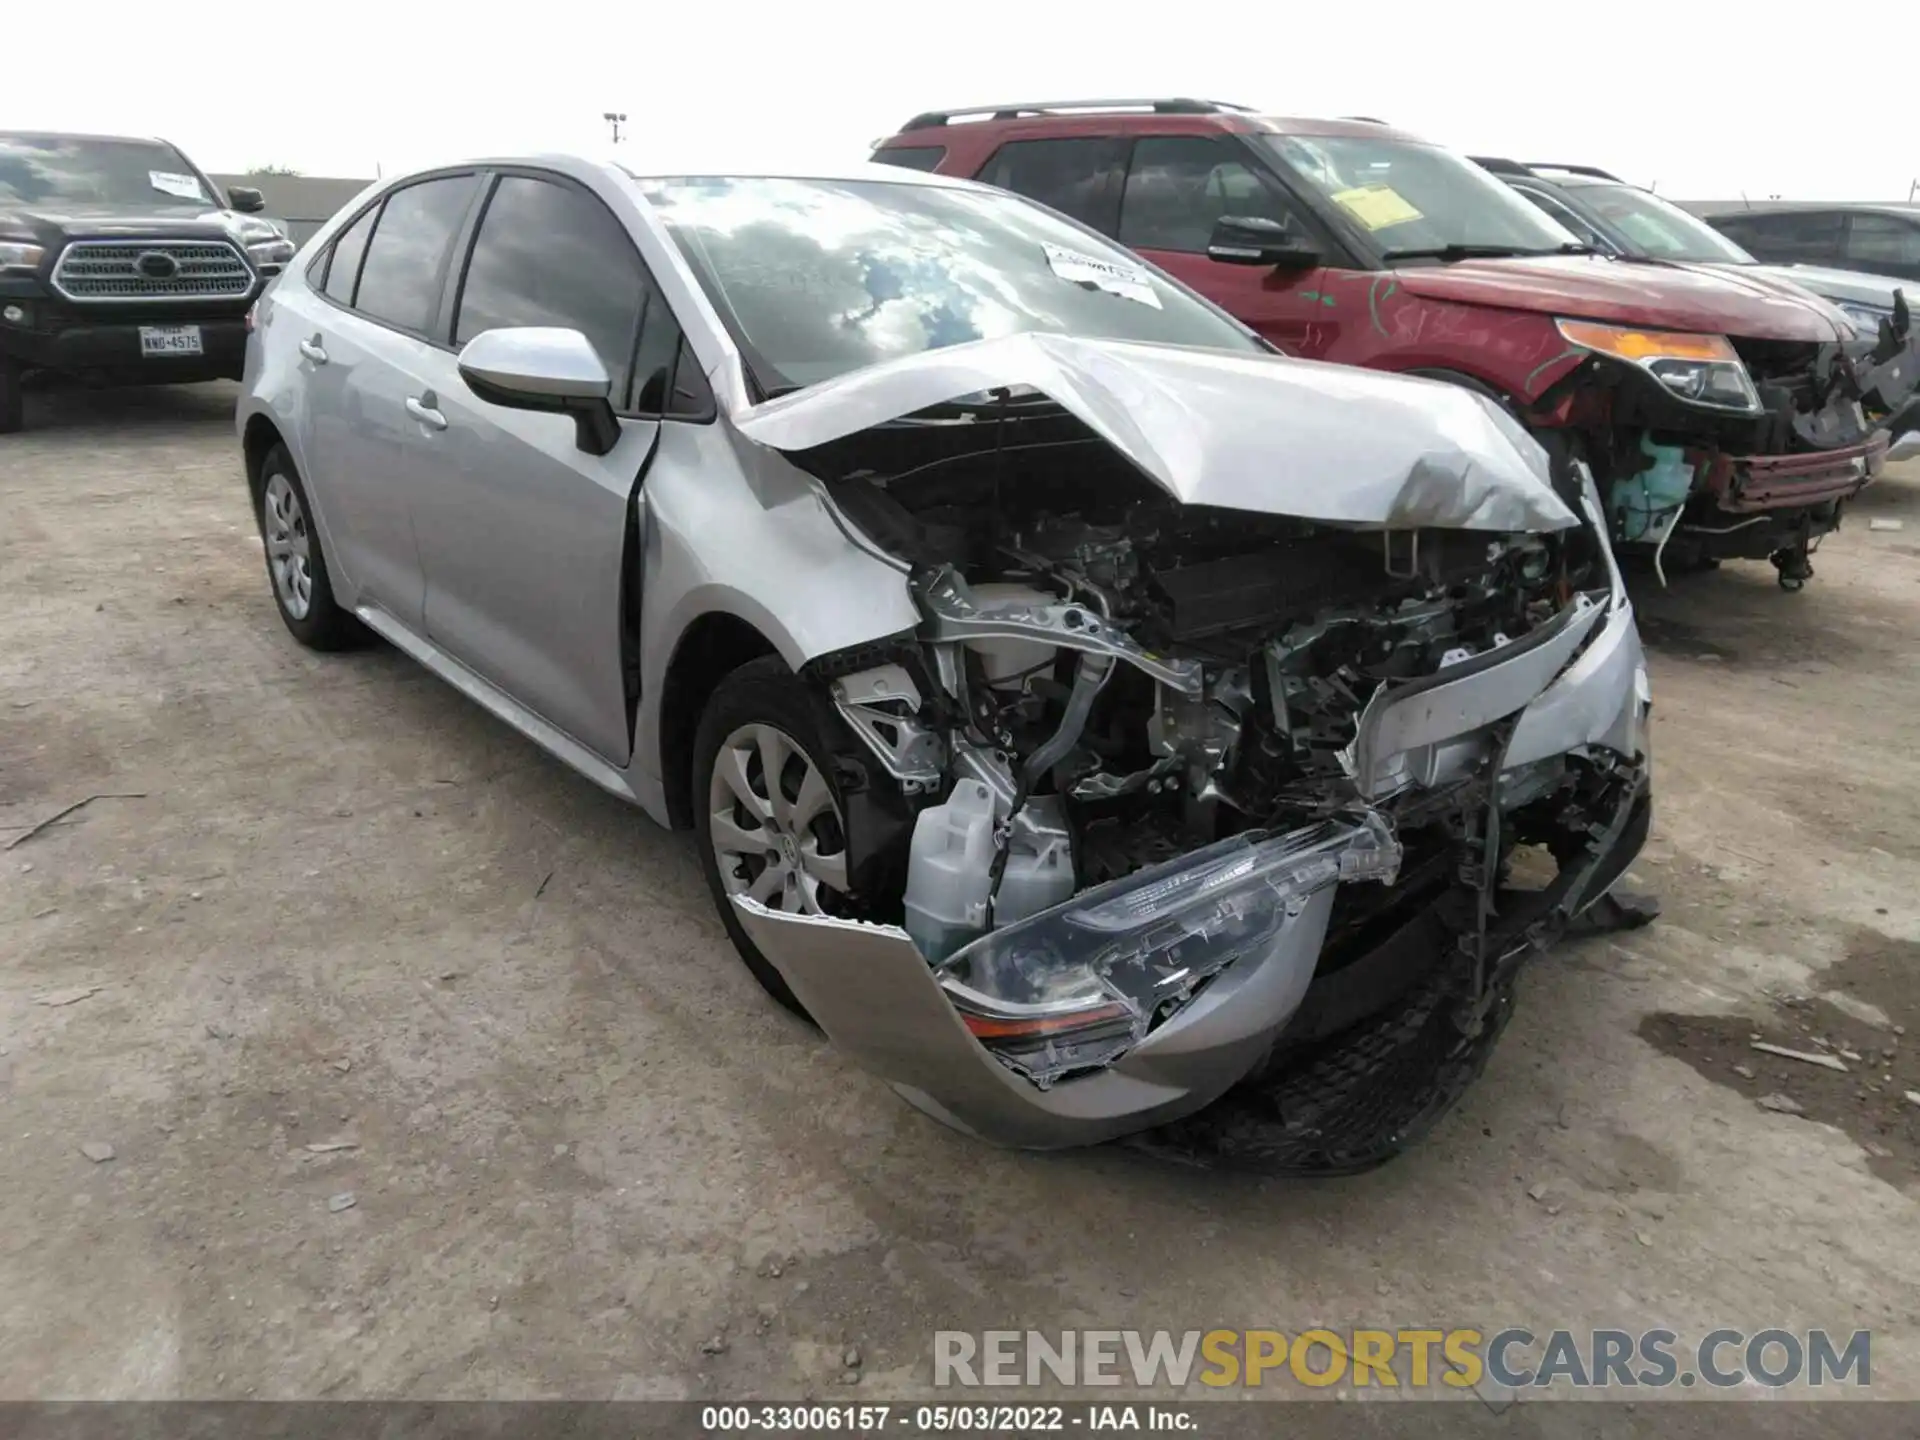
xmin=136 ymin=251 xmax=179 ymax=280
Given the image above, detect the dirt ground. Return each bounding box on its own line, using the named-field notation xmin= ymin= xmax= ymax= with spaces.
xmin=4 ymin=382 xmax=1919 ymax=1411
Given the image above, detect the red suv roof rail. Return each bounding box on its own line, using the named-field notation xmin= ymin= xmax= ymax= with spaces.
xmin=898 ymin=98 xmax=1255 ymax=130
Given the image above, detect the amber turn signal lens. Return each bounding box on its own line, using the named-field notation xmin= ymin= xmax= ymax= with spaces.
xmin=1556 ymin=319 xmax=1737 ymax=364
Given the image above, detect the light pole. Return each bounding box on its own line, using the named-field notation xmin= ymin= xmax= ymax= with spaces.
xmin=603 ymin=112 xmax=627 ymax=145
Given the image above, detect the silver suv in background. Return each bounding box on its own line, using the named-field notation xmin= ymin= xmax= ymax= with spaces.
xmin=237 ymin=156 xmax=1651 ymax=1171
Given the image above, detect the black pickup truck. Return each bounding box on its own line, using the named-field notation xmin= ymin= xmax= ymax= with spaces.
xmin=0 ymin=132 xmax=296 ymax=433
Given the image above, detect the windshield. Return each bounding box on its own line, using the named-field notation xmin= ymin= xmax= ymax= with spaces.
xmin=637 ymin=175 xmax=1263 ymax=391
xmin=1261 ymin=134 xmax=1578 ymax=258
xmin=0 ymin=135 xmax=212 ymax=210
xmin=1571 ymin=182 xmax=1755 ymax=264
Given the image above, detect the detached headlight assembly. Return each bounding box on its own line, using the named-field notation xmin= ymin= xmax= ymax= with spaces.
xmin=0 ymin=239 xmax=46 ymax=272
xmin=1557 ymin=318 xmax=1760 ymax=413
xmin=936 ymin=816 xmax=1401 ymax=1088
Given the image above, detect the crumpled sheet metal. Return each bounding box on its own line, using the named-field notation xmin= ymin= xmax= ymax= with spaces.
xmin=733 ymin=333 xmax=1578 ymax=534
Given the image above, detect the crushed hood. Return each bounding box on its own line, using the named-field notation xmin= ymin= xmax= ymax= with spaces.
xmin=732 ymin=333 xmax=1577 ymax=533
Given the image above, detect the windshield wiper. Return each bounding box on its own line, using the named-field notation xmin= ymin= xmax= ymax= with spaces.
xmin=1383 ymin=241 xmax=1597 ymax=263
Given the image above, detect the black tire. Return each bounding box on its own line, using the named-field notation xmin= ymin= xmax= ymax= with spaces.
xmin=255 ymin=444 xmax=363 ymax=651
xmin=0 ymin=359 xmax=23 ymax=435
xmin=691 ymin=656 xmax=861 ymax=1020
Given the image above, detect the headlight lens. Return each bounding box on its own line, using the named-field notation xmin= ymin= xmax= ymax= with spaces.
xmin=1839 ymin=304 xmax=1891 ymax=337
xmin=1556 ymin=318 xmax=1761 ymax=413
xmin=937 ymin=815 xmax=1402 ymax=1088
xmin=0 ymin=240 xmax=45 ymax=271
xmin=246 ymin=237 xmax=295 ymax=268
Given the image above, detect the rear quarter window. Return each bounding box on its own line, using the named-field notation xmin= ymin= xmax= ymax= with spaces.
xmin=871 ymin=146 xmax=945 ymax=172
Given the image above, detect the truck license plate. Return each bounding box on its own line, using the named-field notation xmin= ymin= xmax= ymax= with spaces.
xmin=139 ymin=325 xmax=203 ymax=357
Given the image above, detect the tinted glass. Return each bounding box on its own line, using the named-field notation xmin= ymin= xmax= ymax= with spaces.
xmin=0 ymin=134 xmax=210 ymax=209
xmin=641 ymin=175 xmax=1260 ymax=392
xmin=1844 ymin=214 xmax=1920 ymax=270
xmin=1573 ymin=182 xmax=1751 ymax=263
xmin=1511 ymin=185 xmax=1609 ymax=251
xmin=323 ymin=206 xmax=376 ymax=305
xmin=1261 ymin=134 xmax=1575 ymax=256
xmin=456 ymin=175 xmax=646 ymax=405
xmin=976 ymin=138 xmax=1128 ymax=232
xmin=872 ymin=147 xmax=946 ymax=173
xmin=1120 ymin=136 xmax=1304 ymax=253
xmin=1730 ymin=211 xmax=1843 ymax=262
xmin=354 ymin=175 xmax=476 ymax=333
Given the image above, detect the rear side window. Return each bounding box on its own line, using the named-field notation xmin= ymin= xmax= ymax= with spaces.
xmin=1844 ymin=214 xmax=1920 ymax=270
xmin=1119 ymin=136 xmax=1305 ymax=254
xmin=353 ymin=175 xmax=478 ymax=334
xmin=455 ymin=174 xmax=647 ymax=407
xmin=1728 ymin=211 xmax=1843 ymax=263
xmin=871 ymin=146 xmax=945 ymax=172
xmin=976 ymin=137 xmax=1128 ymax=233
xmin=321 ymin=205 xmax=377 ymax=305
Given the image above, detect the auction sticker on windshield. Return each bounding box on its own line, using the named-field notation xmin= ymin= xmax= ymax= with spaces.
xmin=1331 ymin=184 xmax=1423 ymax=231
xmin=148 ymin=170 xmax=206 ymax=201
xmin=1043 ymin=243 xmax=1162 ymax=308
xmin=139 ymin=325 xmax=203 ymax=357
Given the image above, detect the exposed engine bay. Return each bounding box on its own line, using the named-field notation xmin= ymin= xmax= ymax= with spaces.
xmin=779 ymin=396 xmax=1638 ymax=1108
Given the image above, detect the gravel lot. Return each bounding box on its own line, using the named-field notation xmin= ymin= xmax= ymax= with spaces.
xmin=3 ymin=381 xmax=1919 ymax=1411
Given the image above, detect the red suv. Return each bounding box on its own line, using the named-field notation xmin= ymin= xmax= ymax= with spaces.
xmin=874 ymin=101 xmax=1920 ymax=591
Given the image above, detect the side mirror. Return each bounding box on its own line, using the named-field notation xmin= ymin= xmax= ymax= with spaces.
xmin=228 ymin=186 xmax=266 ymax=214
xmin=1207 ymin=215 xmax=1319 ymax=269
xmin=458 ymin=327 xmax=621 ymax=456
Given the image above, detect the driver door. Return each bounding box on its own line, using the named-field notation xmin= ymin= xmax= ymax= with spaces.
xmin=402 ymin=170 xmax=680 ymax=766
xmin=1115 ymin=135 xmax=1337 ymax=359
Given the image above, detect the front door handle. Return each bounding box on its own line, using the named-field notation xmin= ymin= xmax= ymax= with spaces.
xmin=406 ymin=394 xmax=448 ymax=431
xmin=298 ymin=336 xmax=328 ymax=364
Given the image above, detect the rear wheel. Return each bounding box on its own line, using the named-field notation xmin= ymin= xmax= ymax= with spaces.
xmin=692 ymin=657 xmax=856 ymax=1018
xmin=256 ymin=445 xmax=363 ymax=651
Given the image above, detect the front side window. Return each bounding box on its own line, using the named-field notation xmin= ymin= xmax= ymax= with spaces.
xmin=1120 ymin=136 xmax=1305 ymax=254
xmin=975 ymin=137 xmax=1129 ymax=233
xmin=1262 ymin=134 xmax=1576 ymax=258
xmin=0 ymin=134 xmax=211 ymax=209
xmin=1573 ymin=183 xmax=1751 ymax=263
xmin=639 ymin=174 xmax=1260 ymax=393
xmin=455 ymin=175 xmax=647 ymax=406
xmin=1844 ymin=214 xmax=1920 ymax=270
xmin=353 ymin=175 xmax=477 ymax=334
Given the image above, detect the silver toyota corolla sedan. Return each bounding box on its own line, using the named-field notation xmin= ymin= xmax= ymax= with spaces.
xmin=237 ymin=156 xmax=1652 ymax=1170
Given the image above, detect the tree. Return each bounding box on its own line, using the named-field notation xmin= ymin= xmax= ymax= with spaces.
xmin=246 ymin=164 xmax=302 ymax=177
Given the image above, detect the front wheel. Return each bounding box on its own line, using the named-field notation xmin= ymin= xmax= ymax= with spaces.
xmin=691 ymin=658 xmax=859 ymax=1018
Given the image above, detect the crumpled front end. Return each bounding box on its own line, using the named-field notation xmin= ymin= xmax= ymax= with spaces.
xmin=721 ymin=329 xmax=1653 ymax=1155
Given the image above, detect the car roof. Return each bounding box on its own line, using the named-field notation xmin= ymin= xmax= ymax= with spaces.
xmin=0 ymin=130 xmax=174 ymax=146
xmin=881 ymin=100 xmax=1427 ymax=145
xmin=1698 ymin=201 xmax=1920 ymax=217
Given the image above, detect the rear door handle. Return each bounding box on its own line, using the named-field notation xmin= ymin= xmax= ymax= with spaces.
xmin=406 ymin=394 xmax=448 ymax=431
xmin=298 ymin=337 xmax=328 ymax=364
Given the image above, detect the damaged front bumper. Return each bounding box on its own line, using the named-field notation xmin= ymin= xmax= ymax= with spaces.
xmin=733 ymin=567 xmax=1652 ymax=1151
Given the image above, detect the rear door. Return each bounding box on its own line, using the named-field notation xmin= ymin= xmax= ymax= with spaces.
xmin=404 ymin=169 xmax=688 ymax=765
xmin=1113 ymin=135 xmax=1339 ymax=359
xmin=294 ymin=172 xmax=482 ymax=628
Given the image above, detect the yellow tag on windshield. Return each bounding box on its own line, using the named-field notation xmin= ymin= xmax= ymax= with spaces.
xmin=1330 ymin=185 xmax=1423 ymax=231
